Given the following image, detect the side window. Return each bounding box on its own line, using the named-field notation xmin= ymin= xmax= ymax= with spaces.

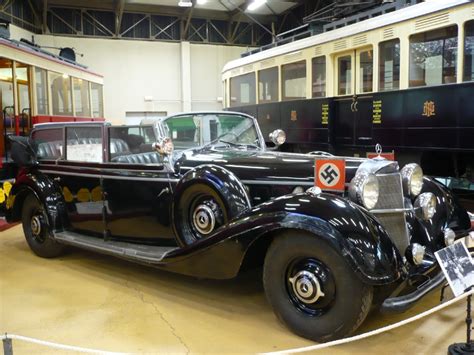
xmin=282 ymin=60 xmax=306 ymax=101
xmin=312 ymin=56 xmax=326 ymax=98
xmin=49 ymin=71 xmax=73 ymax=116
xmin=90 ymin=83 xmax=104 ymax=118
xmin=258 ymin=67 xmax=278 ymax=103
xmin=73 ymin=78 xmax=91 ymax=117
xmin=230 ymin=73 xmax=256 ymax=107
xmin=379 ymin=39 xmax=400 ymax=91
xmin=66 ymin=126 xmax=102 ymax=163
xmin=409 ymin=25 xmax=458 ymax=87
xmin=359 ymin=49 xmax=373 ymax=93
xmin=464 ymin=20 xmax=474 ymax=82
xmin=338 ymin=55 xmax=352 ymax=95
xmin=32 ymin=128 xmax=63 ymax=160
xmin=34 ymin=68 xmax=48 ymax=115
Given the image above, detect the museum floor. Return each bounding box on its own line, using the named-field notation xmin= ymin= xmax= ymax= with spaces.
xmin=0 ymin=225 xmax=467 ymax=354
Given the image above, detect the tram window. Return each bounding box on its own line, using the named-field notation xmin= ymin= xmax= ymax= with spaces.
xmin=464 ymin=21 xmax=474 ymax=82
xmin=312 ymin=56 xmax=326 ymax=97
xmin=359 ymin=50 xmax=373 ymax=93
xmin=50 ymin=71 xmax=73 ymax=116
xmin=258 ymin=67 xmax=278 ymax=103
xmin=282 ymin=60 xmax=306 ymax=101
xmin=73 ymin=78 xmax=91 ymax=117
xmin=409 ymin=25 xmax=458 ymax=87
xmin=230 ymin=72 xmax=256 ymax=107
xmin=379 ymin=39 xmax=400 ymax=91
xmin=338 ymin=56 xmax=352 ymax=95
xmin=35 ymin=68 xmax=48 ymax=115
xmin=91 ymin=83 xmax=104 ymax=118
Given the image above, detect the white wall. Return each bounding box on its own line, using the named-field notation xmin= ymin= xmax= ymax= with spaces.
xmin=9 ymin=25 xmax=247 ymax=124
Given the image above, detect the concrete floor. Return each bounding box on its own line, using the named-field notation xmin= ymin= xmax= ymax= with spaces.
xmin=0 ymin=225 xmax=468 ymax=354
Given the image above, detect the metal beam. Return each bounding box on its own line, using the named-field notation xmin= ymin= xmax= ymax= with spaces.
xmin=182 ymin=6 xmax=195 ymax=40
xmin=42 ymin=0 xmax=49 ymax=33
xmin=115 ymin=0 xmax=124 ymax=36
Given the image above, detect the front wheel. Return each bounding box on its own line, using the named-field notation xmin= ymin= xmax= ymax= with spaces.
xmin=22 ymin=194 xmax=65 ymax=258
xmin=263 ymin=231 xmax=373 ymax=342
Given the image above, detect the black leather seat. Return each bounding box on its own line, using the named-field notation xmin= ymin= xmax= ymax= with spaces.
xmin=37 ymin=141 xmax=62 ymax=159
xmin=37 ymin=138 xmax=130 ymax=160
xmin=112 ymin=152 xmax=162 ymax=164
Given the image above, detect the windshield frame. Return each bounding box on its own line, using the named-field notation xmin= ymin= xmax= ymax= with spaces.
xmin=155 ymin=111 xmax=266 ymax=151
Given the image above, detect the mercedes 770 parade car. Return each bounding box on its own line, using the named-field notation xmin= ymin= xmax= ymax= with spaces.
xmin=4 ymin=111 xmax=472 ymax=342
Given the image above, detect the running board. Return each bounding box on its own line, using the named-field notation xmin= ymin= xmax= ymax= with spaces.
xmin=54 ymin=231 xmax=176 ymax=264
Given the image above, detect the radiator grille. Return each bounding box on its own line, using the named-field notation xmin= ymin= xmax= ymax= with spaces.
xmin=373 ymin=172 xmax=408 ymax=254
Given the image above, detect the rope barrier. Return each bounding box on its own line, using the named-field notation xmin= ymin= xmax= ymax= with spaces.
xmin=260 ymin=288 xmax=474 ymax=354
xmin=1 ymin=333 xmax=127 ymax=354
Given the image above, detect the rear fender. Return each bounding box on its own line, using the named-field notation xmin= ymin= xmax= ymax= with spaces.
xmin=6 ymin=170 xmax=68 ymax=231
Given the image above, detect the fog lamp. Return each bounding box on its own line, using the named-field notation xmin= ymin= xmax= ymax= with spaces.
xmin=414 ymin=192 xmax=436 ymax=220
xmin=306 ymin=186 xmax=322 ymax=197
xmin=408 ymin=243 xmax=426 ymax=266
xmin=292 ymin=186 xmax=304 ymax=194
xmin=443 ymin=228 xmax=456 ymax=246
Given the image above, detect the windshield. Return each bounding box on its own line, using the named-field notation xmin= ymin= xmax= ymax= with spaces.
xmin=162 ymin=113 xmax=261 ymax=150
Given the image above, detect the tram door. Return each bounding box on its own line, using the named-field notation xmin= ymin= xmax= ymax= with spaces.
xmin=333 ymin=48 xmax=374 ymax=148
xmin=0 ymin=58 xmax=31 ymax=159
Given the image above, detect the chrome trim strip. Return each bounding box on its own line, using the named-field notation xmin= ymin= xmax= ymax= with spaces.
xmin=241 ymin=179 xmax=314 ymax=186
xmin=39 ymin=169 xmax=178 ymax=183
xmin=39 ymin=164 xmax=166 ymax=174
xmin=371 ymin=207 xmax=420 ymax=214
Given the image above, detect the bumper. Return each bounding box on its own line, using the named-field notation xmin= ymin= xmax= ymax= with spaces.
xmin=380 ymin=270 xmax=445 ymax=313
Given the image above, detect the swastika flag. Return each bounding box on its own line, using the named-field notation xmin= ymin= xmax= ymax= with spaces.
xmin=314 ymin=158 xmax=346 ymax=192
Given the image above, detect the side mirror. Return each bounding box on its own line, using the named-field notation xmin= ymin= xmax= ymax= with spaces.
xmin=269 ymin=129 xmax=286 ymax=146
xmin=152 ymin=137 xmax=174 ymax=156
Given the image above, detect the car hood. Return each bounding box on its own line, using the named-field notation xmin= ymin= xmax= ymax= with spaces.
xmin=174 ymin=149 xmax=398 ymax=187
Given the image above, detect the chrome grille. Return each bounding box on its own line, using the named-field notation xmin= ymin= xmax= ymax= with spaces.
xmin=372 ymin=173 xmax=409 ymax=254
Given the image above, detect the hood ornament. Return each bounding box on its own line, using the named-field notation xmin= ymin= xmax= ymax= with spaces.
xmin=375 ymin=143 xmax=383 ymax=156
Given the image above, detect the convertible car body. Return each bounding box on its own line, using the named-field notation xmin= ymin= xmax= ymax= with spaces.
xmin=4 ymin=111 xmax=473 ymax=342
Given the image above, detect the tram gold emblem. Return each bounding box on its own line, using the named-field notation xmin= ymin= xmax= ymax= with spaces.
xmin=77 ymin=188 xmax=91 ymax=203
xmin=0 ymin=181 xmax=13 ymax=204
xmin=62 ymin=187 xmax=74 ymax=203
xmin=422 ymin=101 xmax=436 ymax=118
xmin=91 ymin=186 xmax=103 ymax=202
xmin=290 ymin=110 xmax=297 ymax=121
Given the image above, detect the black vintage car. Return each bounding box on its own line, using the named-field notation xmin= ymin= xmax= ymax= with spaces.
xmin=4 ymin=111 xmax=473 ymax=342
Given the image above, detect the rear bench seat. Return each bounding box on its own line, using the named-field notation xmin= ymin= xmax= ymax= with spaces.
xmin=112 ymin=152 xmax=162 ymax=164
xmin=37 ymin=138 xmax=130 ymax=160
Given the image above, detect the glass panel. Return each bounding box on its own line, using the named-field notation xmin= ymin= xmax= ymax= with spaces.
xmin=359 ymin=50 xmax=373 ymax=93
xmin=230 ymin=73 xmax=256 ymax=107
xmin=73 ymin=78 xmax=91 ymax=117
xmin=464 ymin=20 xmax=474 ymax=82
xmin=15 ymin=66 xmax=30 ymax=114
xmin=108 ymin=126 xmax=156 ymax=160
xmin=258 ymin=67 xmax=278 ymax=103
xmin=66 ymin=126 xmax=102 ymax=162
xmin=32 ymin=128 xmax=63 ymax=160
xmin=90 ymin=83 xmax=103 ymax=118
xmin=379 ymin=39 xmax=400 ymax=91
xmin=338 ymin=55 xmax=352 ymax=95
xmin=50 ymin=71 xmax=73 ymax=115
xmin=409 ymin=25 xmax=458 ymax=87
xmin=312 ymin=56 xmax=326 ymax=97
xmin=282 ymin=60 xmax=306 ymax=100
xmin=35 ymin=67 xmax=48 ymax=115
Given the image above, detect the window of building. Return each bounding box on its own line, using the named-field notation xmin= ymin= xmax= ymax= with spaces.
xmin=32 ymin=128 xmax=63 ymax=159
xmin=230 ymin=73 xmax=256 ymax=107
xmin=312 ymin=56 xmax=326 ymax=97
xmin=359 ymin=50 xmax=373 ymax=93
xmin=66 ymin=126 xmax=102 ymax=162
xmin=282 ymin=60 xmax=306 ymax=100
xmin=35 ymin=68 xmax=48 ymax=115
xmin=338 ymin=56 xmax=352 ymax=95
xmin=409 ymin=25 xmax=458 ymax=87
xmin=464 ymin=20 xmax=474 ymax=82
xmin=258 ymin=67 xmax=278 ymax=103
xmin=73 ymin=78 xmax=91 ymax=117
xmin=90 ymin=83 xmax=104 ymax=118
xmin=379 ymin=39 xmax=400 ymax=91
xmin=49 ymin=71 xmax=73 ymax=115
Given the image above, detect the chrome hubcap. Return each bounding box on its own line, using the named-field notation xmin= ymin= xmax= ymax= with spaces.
xmin=31 ymin=215 xmax=42 ymax=237
xmin=289 ymin=270 xmax=325 ymax=304
xmin=192 ymin=203 xmax=216 ymax=235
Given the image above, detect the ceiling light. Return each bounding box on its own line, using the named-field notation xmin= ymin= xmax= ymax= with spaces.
xmin=247 ymin=0 xmax=267 ymax=11
xmin=178 ymin=0 xmax=192 ymax=7
xmin=197 ymin=0 xmax=207 ymax=4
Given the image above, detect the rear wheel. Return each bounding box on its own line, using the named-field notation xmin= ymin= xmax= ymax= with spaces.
xmin=263 ymin=231 xmax=372 ymax=342
xmin=22 ymin=194 xmax=65 ymax=258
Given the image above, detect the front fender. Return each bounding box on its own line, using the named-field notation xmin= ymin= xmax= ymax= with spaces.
xmin=6 ymin=169 xmax=68 ymax=231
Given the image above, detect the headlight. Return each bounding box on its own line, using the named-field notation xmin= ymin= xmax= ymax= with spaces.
xmin=414 ymin=192 xmax=436 ymax=220
xmin=269 ymin=129 xmax=286 ymax=146
xmin=349 ymin=173 xmax=379 ymax=210
xmin=401 ymin=163 xmax=423 ymax=197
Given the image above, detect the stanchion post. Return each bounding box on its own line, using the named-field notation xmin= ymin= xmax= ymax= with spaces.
xmin=2 ymin=335 xmax=13 ymax=355
xmin=448 ymin=287 xmax=474 ymax=354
